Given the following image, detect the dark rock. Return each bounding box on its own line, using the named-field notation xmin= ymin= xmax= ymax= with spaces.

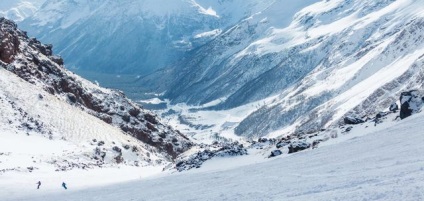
xmin=144 ymin=113 xmax=158 ymax=124
xmin=175 ymin=142 xmax=247 ymax=172
xmin=146 ymin=122 xmax=158 ymax=132
xmin=67 ymin=93 xmax=77 ymax=103
xmin=114 ymin=155 xmax=124 ymax=164
xmin=122 ymin=115 xmax=131 ymax=123
xmin=288 ymin=141 xmax=311 ymax=154
xmin=343 ymin=116 xmax=364 ymax=125
xmin=97 ymin=141 xmax=105 ymax=146
xmin=0 ymin=19 xmax=20 ymax=63
xmin=389 ymin=102 xmax=399 ymax=112
xmin=129 ymin=108 xmax=141 ymax=117
xmin=132 ymin=146 xmax=139 ymax=153
xmin=400 ymin=90 xmax=423 ymax=119
xmin=276 ymin=141 xmax=289 ymax=148
xmin=112 ymin=146 xmax=122 ymax=153
xmin=158 ymin=132 xmax=167 ymax=138
xmin=269 ymin=150 xmax=282 ymax=158
xmin=49 ymin=55 xmax=64 ymax=66
xmin=312 ymin=140 xmax=322 ymax=149
xmin=258 ymin=138 xmax=268 ymax=143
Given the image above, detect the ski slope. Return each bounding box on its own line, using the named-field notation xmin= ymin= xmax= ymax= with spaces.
xmin=4 ymin=111 xmax=424 ymax=201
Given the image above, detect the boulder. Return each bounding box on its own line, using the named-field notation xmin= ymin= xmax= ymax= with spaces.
xmin=258 ymin=138 xmax=268 ymax=143
xmin=343 ymin=116 xmax=364 ymax=125
xmin=269 ymin=150 xmax=282 ymax=158
xmin=400 ymin=90 xmax=423 ymax=119
xmin=276 ymin=141 xmax=289 ymax=149
xmin=389 ymin=102 xmax=399 ymax=112
xmin=288 ymin=141 xmax=311 ymax=154
xmin=112 ymin=146 xmax=122 ymax=153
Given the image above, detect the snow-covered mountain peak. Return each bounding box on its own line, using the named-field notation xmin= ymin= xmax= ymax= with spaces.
xmin=0 ymin=0 xmax=45 ymax=22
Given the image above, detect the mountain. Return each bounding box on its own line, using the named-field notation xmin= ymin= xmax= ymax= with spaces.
xmin=5 ymin=0 xmax=424 ymax=140
xmin=0 ymin=0 xmax=45 ymax=22
xmin=141 ymin=0 xmax=424 ymax=138
xmin=17 ymin=0 xmax=275 ymax=75
xmin=0 ymin=17 xmax=192 ymax=173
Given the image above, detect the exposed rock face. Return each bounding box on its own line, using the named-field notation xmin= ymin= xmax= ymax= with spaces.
xmin=0 ymin=18 xmax=192 ymax=159
xmin=288 ymin=141 xmax=310 ymax=154
xmin=174 ymin=142 xmax=247 ymax=172
xmin=343 ymin=116 xmax=365 ymax=125
xmin=400 ymin=90 xmax=423 ymax=119
xmin=269 ymin=150 xmax=282 ymax=158
xmin=0 ymin=18 xmax=20 ymax=63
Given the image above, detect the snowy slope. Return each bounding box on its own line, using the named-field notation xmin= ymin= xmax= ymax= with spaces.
xmin=0 ymin=67 xmax=165 ymax=173
xmin=141 ymin=0 xmax=424 ymax=139
xmin=4 ymin=106 xmax=424 ymax=201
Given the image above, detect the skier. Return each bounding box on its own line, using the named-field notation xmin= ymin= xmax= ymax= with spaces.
xmin=62 ymin=182 xmax=67 ymax=190
xmin=36 ymin=181 xmax=41 ymax=189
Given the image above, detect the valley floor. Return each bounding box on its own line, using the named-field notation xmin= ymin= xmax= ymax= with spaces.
xmin=3 ymin=113 xmax=424 ymax=201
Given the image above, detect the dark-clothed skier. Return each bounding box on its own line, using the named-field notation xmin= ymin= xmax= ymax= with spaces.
xmin=62 ymin=182 xmax=67 ymax=190
xmin=36 ymin=181 xmax=41 ymax=189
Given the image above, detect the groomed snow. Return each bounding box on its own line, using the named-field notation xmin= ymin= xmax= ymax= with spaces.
xmin=4 ymin=111 xmax=424 ymax=201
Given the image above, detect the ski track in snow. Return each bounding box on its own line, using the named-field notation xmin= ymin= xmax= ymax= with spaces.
xmin=3 ymin=112 xmax=424 ymax=201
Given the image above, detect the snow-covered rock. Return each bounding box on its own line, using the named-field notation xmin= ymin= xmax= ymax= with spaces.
xmin=269 ymin=150 xmax=282 ymax=158
xmin=389 ymin=102 xmax=399 ymax=112
xmin=399 ymin=90 xmax=423 ymax=119
xmin=173 ymin=142 xmax=247 ymax=172
xmin=343 ymin=116 xmax=365 ymax=125
xmin=288 ymin=141 xmax=311 ymax=154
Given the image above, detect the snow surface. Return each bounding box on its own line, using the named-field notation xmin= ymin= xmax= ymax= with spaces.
xmin=3 ymin=108 xmax=424 ymax=200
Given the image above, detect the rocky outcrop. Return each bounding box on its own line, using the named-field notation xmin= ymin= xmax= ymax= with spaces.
xmin=0 ymin=18 xmax=20 ymax=63
xmin=400 ymin=90 xmax=423 ymax=119
xmin=174 ymin=142 xmax=247 ymax=172
xmin=0 ymin=18 xmax=192 ymax=159
xmin=288 ymin=141 xmax=311 ymax=154
xmin=269 ymin=150 xmax=282 ymax=158
xmin=343 ymin=116 xmax=365 ymax=125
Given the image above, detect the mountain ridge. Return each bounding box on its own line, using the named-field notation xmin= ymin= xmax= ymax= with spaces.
xmin=0 ymin=17 xmax=191 ymax=168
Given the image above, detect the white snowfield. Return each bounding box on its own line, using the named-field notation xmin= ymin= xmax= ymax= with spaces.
xmin=4 ymin=111 xmax=424 ymax=201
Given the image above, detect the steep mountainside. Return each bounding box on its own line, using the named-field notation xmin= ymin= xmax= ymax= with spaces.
xmin=17 ymin=0 xmax=274 ymax=75
xmin=143 ymin=0 xmax=424 ymax=138
xmin=0 ymin=18 xmax=192 ymax=162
